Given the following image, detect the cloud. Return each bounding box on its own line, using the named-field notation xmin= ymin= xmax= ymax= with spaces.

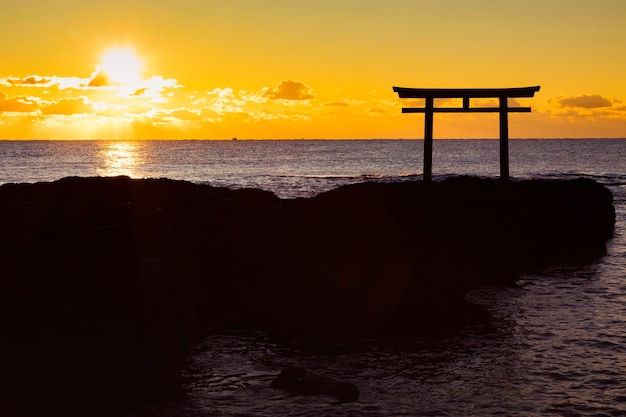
xmin=0 ymin=91 xmax=7 ymax=101
xmin=169 ymin=108 xmax=202 ymax=121
xmin=263 ymin=80 xmax=315 ymax=101
xmin=554 ymin=94 xmax=612 ymax=108
xmin=41 ymin=97 xmax=93 ymax=115
xmin=123 ymin=102 xmax=155 ymax=115
xmin=0 ymin=75 xmax=54 ymax=87
xmin=0 ymin=95 xmax=41 ymax=113
xmin=1 ymin=74 xmax=106 ymax=90
xmin=0 ymin=75 xmax=88 ymax=90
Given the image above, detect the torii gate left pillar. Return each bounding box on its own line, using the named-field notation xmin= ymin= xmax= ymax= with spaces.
xmin=393 ymin=86 xmax=540 ymax=182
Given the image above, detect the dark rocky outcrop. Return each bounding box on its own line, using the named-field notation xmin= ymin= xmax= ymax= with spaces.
xmin=0 ymin=175 xmax=615 ymax=416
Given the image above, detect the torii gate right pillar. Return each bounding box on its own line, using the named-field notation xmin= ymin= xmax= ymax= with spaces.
xmin=423 ymin=97 xmax=434 ymax=183
xmin=499 ymin=96 xmax=510 ymax=182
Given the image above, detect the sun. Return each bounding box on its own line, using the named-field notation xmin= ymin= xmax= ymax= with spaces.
xmin=98 ymin=47 xmax=143 ymax=86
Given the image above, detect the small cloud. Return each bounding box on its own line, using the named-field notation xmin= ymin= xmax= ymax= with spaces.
xmin=207 ymin=87 xmax=236 ymax=98
xmin=555 ymin=94 xmax=612 ymax=108
xmin=368 ymin=107 xmax=386 ymax=114
xmin=263 ymin=80 xmax=315 ymax=101
xmin=205 ymin=87 xmax=246 ymax=114
xmin=0 ymin=91 xmax=7 ymax=101
xmin=142 ymin=75 xmax=181 ymax=91
xmin=240 ymin=89 xmax=269 ymax=104
xmin=324 ymin=101 xmax=349 ymax=107
xmin=473 ymin=98 xmax=498 ymax=108
xmin=132 ymin=88 xmax=148 ymax=97
xmin=87 ymin=70 xmax=111 ymax=87
xmin=396 ymin=98 xmax=425 ymax=108
xmin=133 ymin=76 xmax=181 ymax=102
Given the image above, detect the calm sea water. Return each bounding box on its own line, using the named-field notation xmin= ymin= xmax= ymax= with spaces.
xmin=1 ymin=139 xmax=625 ymax=416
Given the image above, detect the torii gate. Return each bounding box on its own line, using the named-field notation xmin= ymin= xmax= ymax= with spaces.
xmin=393 ymin=86 xmax=540 ymax=182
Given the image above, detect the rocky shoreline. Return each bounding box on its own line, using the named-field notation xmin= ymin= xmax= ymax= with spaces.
xmin=0 ymin=176 xmax=615 ymax=416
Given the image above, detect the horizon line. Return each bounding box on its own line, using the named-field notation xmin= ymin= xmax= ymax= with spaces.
xmin=0 ymin=137 xmax=625 ymax=141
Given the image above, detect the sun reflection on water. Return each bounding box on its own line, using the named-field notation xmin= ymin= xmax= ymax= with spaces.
xmin=97 ymin=141 xmax=142 ymax=178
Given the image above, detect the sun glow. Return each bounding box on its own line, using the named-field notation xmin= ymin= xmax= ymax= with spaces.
xmin=98 ymin=48 xmax=143 ymax=86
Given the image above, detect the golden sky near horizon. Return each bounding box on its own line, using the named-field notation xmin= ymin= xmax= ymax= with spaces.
xmin=1 ymin=0 xmax=625 ymax=139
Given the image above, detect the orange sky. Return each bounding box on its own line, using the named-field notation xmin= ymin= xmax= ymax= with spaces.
xmin=1 ymin=0 xmax=625 ymax=139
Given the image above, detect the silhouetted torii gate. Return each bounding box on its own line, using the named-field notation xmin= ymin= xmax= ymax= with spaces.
xmin=393 ymin=86 xmax=540 ymax=182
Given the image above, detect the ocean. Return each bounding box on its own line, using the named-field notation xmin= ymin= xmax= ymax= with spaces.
xmin=1 ymin=139 xmax=625 ymax=416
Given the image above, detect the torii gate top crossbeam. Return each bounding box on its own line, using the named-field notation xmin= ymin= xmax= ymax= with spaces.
xmin=392 ymin=86 xmax=540 ymax=99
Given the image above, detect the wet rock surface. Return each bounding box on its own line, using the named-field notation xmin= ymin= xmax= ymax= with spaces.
xmin=0 ymin=175 xmax=615 ymax=416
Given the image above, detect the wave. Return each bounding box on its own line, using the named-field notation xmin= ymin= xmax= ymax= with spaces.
xmin=270 ymin=171 xmax=626 ymax=186
xmin=272 ymin=172 xmax=423 ymax=181
xmin=516 ymin=172 xmax=626 ymax=187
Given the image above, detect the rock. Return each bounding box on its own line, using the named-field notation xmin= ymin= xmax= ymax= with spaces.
xmin=0 ymin=175 xmax=615 ymax=416
xmin=271 ymin=366 xmax=360 ymax=403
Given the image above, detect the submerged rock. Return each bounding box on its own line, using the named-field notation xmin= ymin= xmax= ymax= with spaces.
xmin=272 ymin=366 xmax=359 ymax=403
xmin=0 ymin=175 xmax=615 ymax=416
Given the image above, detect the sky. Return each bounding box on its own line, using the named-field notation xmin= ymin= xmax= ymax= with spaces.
xmin=1 ymin=0 xmax=625 ymax=140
